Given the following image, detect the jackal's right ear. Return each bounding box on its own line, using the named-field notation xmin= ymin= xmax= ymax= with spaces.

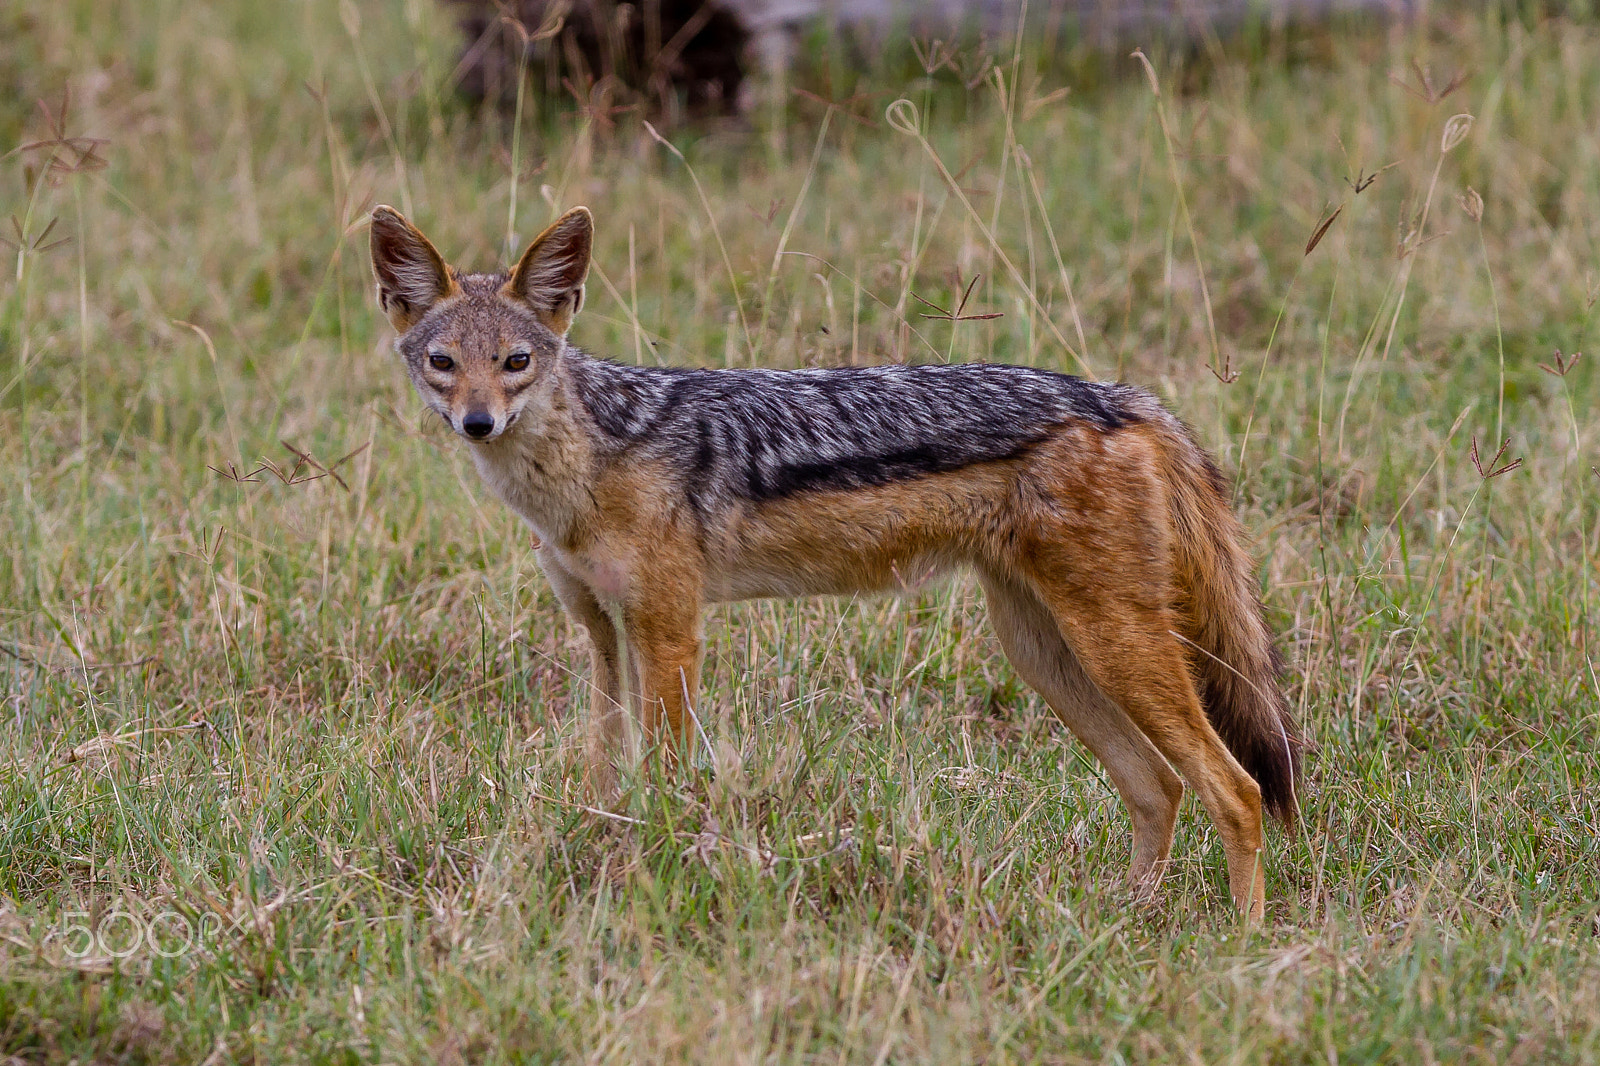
xmin=370 ymin=206 xmax=459 ymax=332
xmin=505 ymin=207 xmax=593 ymax=336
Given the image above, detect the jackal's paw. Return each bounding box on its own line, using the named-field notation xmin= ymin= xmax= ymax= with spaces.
xmin=582 ymin=752 xmax=622 ymax=805
xmin=1123 ymin=860 xmax=1172 ymax=911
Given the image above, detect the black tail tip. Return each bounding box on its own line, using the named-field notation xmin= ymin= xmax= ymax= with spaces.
xmin=1265 ymin=781 xmax=1299 ymax=826
xmin=1251 ymin=744 xmax=1301 ymax=826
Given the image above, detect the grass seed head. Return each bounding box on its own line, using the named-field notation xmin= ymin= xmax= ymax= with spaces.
xmin=1441 ymin=113 xmax=1474 ymax=154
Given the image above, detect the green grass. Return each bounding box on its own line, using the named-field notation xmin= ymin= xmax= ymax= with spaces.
xmin=2 ymin=1 xmax=1599 ymax=1061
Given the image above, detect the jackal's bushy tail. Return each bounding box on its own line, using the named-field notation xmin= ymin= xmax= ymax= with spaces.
xmin=1158 ymin=423 xmax=1300 ymax=823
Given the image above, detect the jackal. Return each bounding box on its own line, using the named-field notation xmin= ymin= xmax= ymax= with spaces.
xmin=369 ymin=204 xmax=1299 ymax=919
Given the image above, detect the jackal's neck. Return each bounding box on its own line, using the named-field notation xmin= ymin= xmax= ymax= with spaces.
xmin=465 ymin=351 xmax=601 ymax=545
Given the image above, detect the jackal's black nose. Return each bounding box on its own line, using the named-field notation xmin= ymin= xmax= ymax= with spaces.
xmin=462 ymin=411 xmax=495 ymax=439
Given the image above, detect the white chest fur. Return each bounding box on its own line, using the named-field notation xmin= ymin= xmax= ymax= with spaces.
xmin=468 ymin=426 xmax=584 ymax=543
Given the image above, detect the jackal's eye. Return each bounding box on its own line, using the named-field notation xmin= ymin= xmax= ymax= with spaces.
xmin=428 ymin=352 xmax=454 ymax=372
xmin=505 ymin=351 xmax=531 ymax=372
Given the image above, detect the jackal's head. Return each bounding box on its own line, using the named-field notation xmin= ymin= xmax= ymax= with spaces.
xmin=369 ymin=205 xmax=592 ymax=443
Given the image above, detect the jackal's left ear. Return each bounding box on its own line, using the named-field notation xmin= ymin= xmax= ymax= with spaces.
xmin=370 ymin=206 xmax=459 ymax=332
xmin=505 ymin=207 xmax=592 ymax=336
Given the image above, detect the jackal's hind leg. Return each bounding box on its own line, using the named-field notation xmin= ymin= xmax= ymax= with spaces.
xmin=1022 ymin=571 xmax=1267 ymax=921
xmin=979 ymin=570 xmax=1183 ymax=895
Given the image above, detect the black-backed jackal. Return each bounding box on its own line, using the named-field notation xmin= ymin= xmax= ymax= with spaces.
xmin=369 ymin=204 xmax=1300 ymax=920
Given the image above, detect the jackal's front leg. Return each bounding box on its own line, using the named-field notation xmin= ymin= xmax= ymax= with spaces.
xmin=539 ymin=550 xmax=629 ymax=789
xmin=623 ymin=585 xmax=704 ymax=767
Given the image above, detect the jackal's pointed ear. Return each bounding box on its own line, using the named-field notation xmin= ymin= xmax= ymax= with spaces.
xmin=370 ymin=206 xmax=458 ymax=332
xmin=505 ymin=207 xmax=592 ymax=336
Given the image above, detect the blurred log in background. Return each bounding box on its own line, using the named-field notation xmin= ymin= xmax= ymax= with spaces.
xmin=444 ymin=0 xmax=1418 ymax=117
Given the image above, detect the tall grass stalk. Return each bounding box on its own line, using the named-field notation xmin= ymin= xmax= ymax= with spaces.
xmin=754 ymin=106 xmax=833 ymax=358
xmin=644 ymin=121 xmax=753 ymax=361
xmin=504 ymin=18 xmax=534 ymax=260
xmin=1336 ymin=113 xmax=1474 ymax=456
xmin=1131 ymin=50 xmax=1225 ymax=382
xmin=884 ymin=98 xmax=1089 ymax=375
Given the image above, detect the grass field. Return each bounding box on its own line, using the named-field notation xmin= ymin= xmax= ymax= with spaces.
xmin=2 ymin=1 xmax=1599 ymax=1061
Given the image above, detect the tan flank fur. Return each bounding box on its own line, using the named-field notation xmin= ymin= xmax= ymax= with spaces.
xmin=369 ymin=204 xmax=1300 ymax=921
